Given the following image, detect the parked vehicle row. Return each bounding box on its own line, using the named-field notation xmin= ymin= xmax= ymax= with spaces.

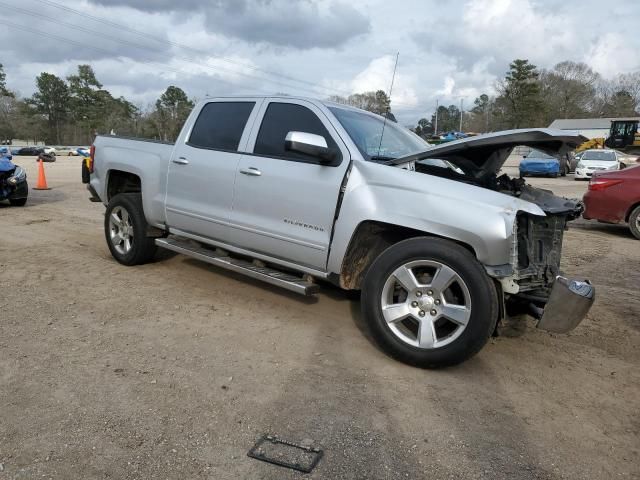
xmin=519 ymin=147 xmax=638 ymax=180
xmin=11 ymin=146 xmax=57 ymax=156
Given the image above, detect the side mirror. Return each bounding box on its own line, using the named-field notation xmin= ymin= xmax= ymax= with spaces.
xmin=285 ymin=131 xmax=336 ymax=164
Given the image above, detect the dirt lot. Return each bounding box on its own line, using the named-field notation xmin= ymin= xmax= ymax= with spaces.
xmin=1 ymin=156 xmax=638 ymax=479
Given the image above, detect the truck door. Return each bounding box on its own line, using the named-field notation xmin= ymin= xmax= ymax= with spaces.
xmin=165 ymin=99 xmax=260 ymax=242
xmin=229 ymin=100 xmax=351 ymax=270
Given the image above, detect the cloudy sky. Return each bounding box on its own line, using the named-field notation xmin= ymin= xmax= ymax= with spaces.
xmin=2 ymin=0 xmax=639 ymax=124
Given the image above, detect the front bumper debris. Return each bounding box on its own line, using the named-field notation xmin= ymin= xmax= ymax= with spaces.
xmin=536 ymin=276 xmax=595 ymax=333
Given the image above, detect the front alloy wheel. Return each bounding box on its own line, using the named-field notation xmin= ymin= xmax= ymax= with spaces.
xmin=381 ymin=260 xmax=471 ymax=349
xmin=361 ymin=237 xmax=498 ymax=368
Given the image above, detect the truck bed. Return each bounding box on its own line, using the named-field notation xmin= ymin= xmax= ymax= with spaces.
xmin=90 ymin=135 xmax=176 ymax=227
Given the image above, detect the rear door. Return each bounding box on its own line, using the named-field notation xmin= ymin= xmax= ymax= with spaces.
xmin=165 ymin=99 xmax=261 ymax=242
xmin=229 ymin=99 xmax=351 ymax=269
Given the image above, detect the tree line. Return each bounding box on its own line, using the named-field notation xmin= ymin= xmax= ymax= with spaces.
xmin=0 ymin=63 xmax=194 ymax=145
xmin=0 ymin=58 xmax=638 ymax=145
xmin=412 ymin=59 xmax=640 ymax=138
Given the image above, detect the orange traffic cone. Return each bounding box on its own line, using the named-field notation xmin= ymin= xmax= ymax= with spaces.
xmin=33 ymin=159 xmax=51 ymax=190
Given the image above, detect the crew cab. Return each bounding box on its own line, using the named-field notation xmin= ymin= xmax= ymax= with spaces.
xmin=84 ymin=96 xmax=595 ymax=368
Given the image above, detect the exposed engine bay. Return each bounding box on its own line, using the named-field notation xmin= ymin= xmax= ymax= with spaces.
xmin=409 ymin=160 xmax=583 ymax=298
xmin=384 ymin=130 xmax=594 ymax=331
xmin=389 ymin=130 xmax=590 ymax=306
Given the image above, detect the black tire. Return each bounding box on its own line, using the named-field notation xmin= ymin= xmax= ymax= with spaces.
xmin=81 ymin=158 xmax=90 ymax=184
xmin=9 ymin=197 xmax=27 ymax=206
xmin=629 ymin=205 xmax=640 ymax=240
xmin=104 ymin=193 xmax=157 ymax=266
xmin=361 ymin=237 xmax=499 ymax=368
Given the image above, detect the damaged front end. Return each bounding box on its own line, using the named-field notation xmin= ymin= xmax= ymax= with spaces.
xmin=506 ymin=187 xmax=595 ymax=332
xmin=391 ymin=129 xmax=596 ymax=333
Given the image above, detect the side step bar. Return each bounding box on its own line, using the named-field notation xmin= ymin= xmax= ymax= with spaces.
xmin=155 ymin=237 xmax=320 ymax=296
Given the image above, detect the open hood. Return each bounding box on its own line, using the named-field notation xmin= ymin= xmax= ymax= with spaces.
xmin=390 ymin=129 xmax=587 ymax=178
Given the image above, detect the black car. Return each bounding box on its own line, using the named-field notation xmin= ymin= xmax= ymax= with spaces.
xmin=16 ymin=146 xmax=43 ymax=156
xmin=0 ymin=156 xmax=28 ymax=206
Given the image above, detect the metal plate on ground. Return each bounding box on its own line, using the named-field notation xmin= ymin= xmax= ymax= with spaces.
xmin=247 ymin=435 xmax=323 ymax=473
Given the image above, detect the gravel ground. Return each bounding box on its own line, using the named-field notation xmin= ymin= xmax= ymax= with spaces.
xmin=0 ymin=156 xmax=638 ymax=479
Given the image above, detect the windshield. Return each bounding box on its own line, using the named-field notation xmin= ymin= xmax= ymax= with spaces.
xmin=526 ymin=149 xmax=555 ymax=159
xmin=582 ymin=150 xmax=616 ymax=161
xmin=329 ymin=106 xmax=428 ymax=161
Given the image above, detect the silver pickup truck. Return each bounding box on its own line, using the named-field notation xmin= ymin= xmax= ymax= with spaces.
xmin=84 ymin=96 xmax=594 ymax=367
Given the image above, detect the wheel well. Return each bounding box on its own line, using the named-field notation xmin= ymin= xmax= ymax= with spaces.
xmin=338 ymin=220 xmax=477 ymax=290
xmin=626 ymin=201 xmax=640 ymax=222
xmin=107 ymin=170 xmax=141 ymax=201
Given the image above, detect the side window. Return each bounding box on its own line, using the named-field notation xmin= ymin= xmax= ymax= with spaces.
xmin=254 ymin=102 xmax=341 ymax=163
xmin=188 ymin=102 xmax=255 ymax=151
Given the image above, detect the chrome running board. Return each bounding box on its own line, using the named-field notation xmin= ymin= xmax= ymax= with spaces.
xmin=156 ymin=237 xmax=320 ymax=296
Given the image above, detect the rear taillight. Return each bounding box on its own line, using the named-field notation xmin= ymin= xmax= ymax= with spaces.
xmin=588 ymin=177 xmax=623 ymax=191
xmin=89 ymin=145 xmax=95 ymax=173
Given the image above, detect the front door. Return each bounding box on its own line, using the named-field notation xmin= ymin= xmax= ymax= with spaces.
xmin=165 ymin=99 xmax=260 ymax=242
xmin=229 ymin=100 xmax=350 ymax=270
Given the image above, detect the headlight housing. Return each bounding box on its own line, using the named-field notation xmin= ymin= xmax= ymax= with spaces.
xmin=8 ymin=166 xmax=26 ymax=183
xmin=577 ymin=162 xmax=585 ymax=169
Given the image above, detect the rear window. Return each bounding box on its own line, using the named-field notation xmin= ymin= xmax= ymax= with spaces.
xmin=188 ymin=102 xmax=255 ymax=151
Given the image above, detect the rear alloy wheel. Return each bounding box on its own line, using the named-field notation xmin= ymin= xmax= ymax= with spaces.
xmin=104 ymin=193 xmax=157 ymax=265
xmin=629 ymin=205 xmax=640 ymax=240
xmin=361 ymin=237 xmax=498 ymax=368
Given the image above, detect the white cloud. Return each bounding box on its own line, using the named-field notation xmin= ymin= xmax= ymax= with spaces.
xmin=350 ymin=56 xmax=419 ymax=108
xmin=587 ymin=33 xmax=640 ymax=78
xmin=1 ymin=0 xmax=637 ymax=125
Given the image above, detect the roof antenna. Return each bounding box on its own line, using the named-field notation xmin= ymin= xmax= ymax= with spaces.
xmin=376 ymin=52 xmax=399 ymax=157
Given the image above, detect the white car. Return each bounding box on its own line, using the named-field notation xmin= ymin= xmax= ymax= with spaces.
xmin=43 ymin=146 xmax=56 ymax=156
xmin=574 ymin=149 xmax=620 ymax=180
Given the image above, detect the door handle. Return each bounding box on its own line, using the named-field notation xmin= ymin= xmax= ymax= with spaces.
xmin=172 ymin=157 xmax=189 ymax=165
xmin=240 ymin=167 xmax=262 ymax=176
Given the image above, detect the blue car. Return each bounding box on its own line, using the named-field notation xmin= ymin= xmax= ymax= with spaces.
xmin=519 ymin=149 xmax=561 ymax=177
xmin=0 ymin=147 xmax=28 ymax=206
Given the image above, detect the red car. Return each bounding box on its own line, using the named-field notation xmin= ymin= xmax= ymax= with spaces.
xmin=583 ymin=165 xmax=640 ymax=239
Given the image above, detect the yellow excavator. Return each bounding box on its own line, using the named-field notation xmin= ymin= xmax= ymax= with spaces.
xmin=576 ymin=119 xmax=640 ymax=155
xmin=604 ymin=119 xmax=640 ymax=155
xmin=576 ymin=137 xmax=604 ymax=152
